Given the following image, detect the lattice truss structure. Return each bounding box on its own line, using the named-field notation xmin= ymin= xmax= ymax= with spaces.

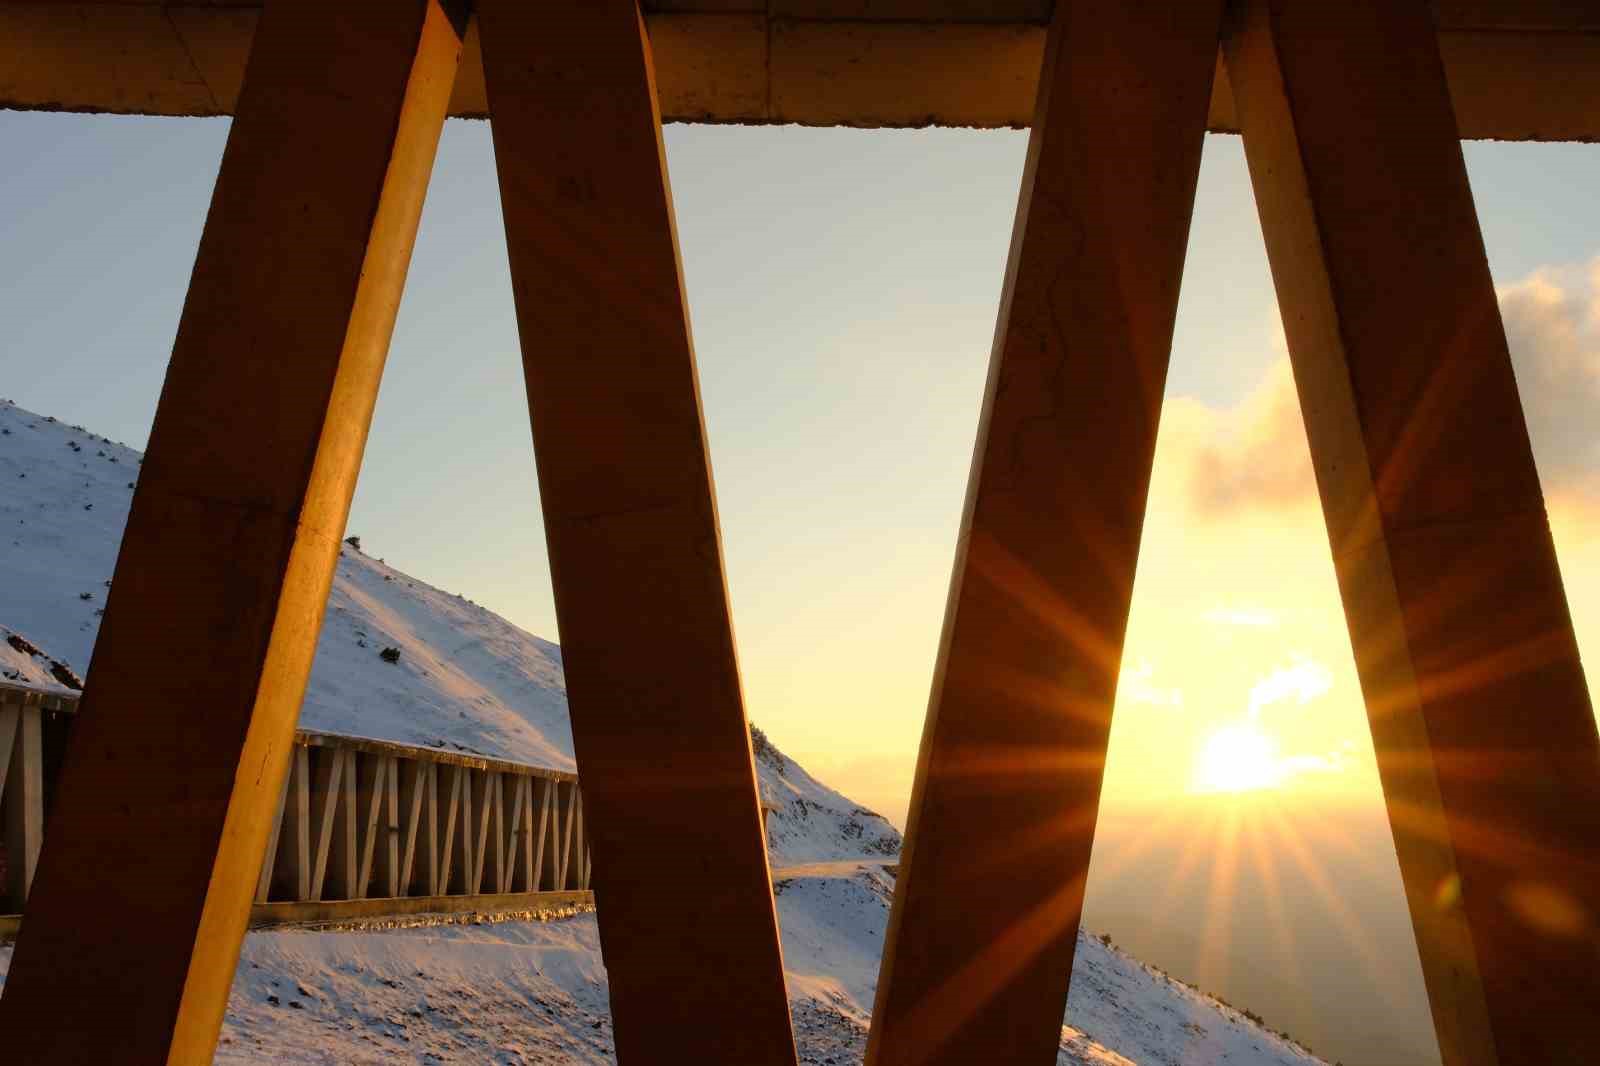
xmin=1 ymin=3 xmax=1598 ymax=1064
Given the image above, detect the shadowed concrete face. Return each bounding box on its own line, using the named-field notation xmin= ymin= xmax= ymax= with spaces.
xmin=1227 ymin=2 xmax=1600 ymax=1064
xmin=0 ymin=1 xmax=464 ymax=1062
xmin=867 ymin=2 xmax=1224 ymax=1063
xmin=2 ymin=2 xmax=1600 ymax=136
xmin=478 ymin=3 xmax=797 ymax=1064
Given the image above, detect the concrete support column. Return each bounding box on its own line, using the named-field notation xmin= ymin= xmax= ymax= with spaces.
xmin=866 ymin=3 xmax=1224 ymax=1064
xmin=0 ymin=701 xmax=44 ymax=911
xmin=478 ymin=3 xmax=797 ymax=1062
xmin=0 ymin=1 xmax=463 ymax=1060
xmin=1225 ymin=3 xmax=1600 ymax=1064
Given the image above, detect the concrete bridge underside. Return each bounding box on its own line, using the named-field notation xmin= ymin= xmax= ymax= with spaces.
xmin=2 ymin=1 xmax=1600 ymax=138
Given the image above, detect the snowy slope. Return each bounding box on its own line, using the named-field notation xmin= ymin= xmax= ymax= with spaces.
xmin=0 ymin=867 xmax=1325 ymax=1066
xmin=0 ymin=397 xmax=889 ymax=860
xmin=0 ymin=397 xmax=573 ymax=765
xmin=0 ymin=402 xmax=134 ymax=688
xmin=754 ymin=728 xmax=900 ymax=866
xmin=0 ymin=398 xmax=1327 ymax=1064
xmin=773 ymin=863 xmax=1326 ymax=1066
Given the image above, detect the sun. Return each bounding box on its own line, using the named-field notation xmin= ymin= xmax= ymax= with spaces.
xmin=1192 ymin=723 xmax=1283 ymax=794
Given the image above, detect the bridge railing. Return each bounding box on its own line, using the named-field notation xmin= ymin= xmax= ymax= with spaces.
xmin=0 ymin=679 xmax=592 ymax=918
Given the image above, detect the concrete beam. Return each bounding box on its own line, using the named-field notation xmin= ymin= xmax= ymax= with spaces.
xmin=1226 ymin=2 xmax=1600 ymax=1063
xmin=866 ymin=2 xmax=1222 ymax=1063
xmin=0 ymin=704 xmax=44 ymax=912
xmin=1 ymin=3 xmax=1599 ymax=137
xmin=478 ymin=3 xmax=797 ymax=1063
xmin=2 ymin=891 xmax=595 ymax=939
xmin=245 ymin=889 xmax=594 ymax=929
xmin=0 ymin=1 xmax=463 ymax=1061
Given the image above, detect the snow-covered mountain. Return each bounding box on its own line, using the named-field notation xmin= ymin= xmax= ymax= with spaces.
xmin=0 ymin=397 xmax=894 ymax=865
xmin=195 ymin=868 xmax=1326 ymax=1065
xmin=0 ymin=397 xmax=1327 ymax=1064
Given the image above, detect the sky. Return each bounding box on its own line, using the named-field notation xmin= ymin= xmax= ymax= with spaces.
xmin=5 ymin=112 xmax=1596 ymax=821
xmin=3 ymin=109 xmax=1599 ymax=1064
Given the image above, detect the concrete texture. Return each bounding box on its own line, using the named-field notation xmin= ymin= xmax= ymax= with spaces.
xmin=478 ymin=2 xmax=797 ymax=1064
xmin=1228 ymin=1 xmax=1600 ymax=1063
xmin=1 ymin=3 xmax=1598 ymax=138
xmin=867 ymin=2 xmax=1224 ymax=1063
xmin=0 ymin=2 xmax=464 ymax=1062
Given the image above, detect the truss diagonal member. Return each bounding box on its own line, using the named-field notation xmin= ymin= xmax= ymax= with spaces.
xmin=867 ymin=3 xmax=1226 ymax=1063
xmin=478 ymin=3 xmax=797 ymax=1062
xmin=1226 ymin=2 xmax=1600 ymax=1064
xmin=0 ymin=1 xmax=464 ymax=1061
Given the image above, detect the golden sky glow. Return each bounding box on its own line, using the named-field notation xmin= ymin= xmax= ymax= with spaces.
xmin=1192 ymin=724 xmax=1287 ymax=794
xmin=798 ymin=253 xmax=1600 ymax=824
xmin=690 ymin=139 xmax=1600 ymax=841
xmin=1096 ymin=358 xmax=1379 ymax=814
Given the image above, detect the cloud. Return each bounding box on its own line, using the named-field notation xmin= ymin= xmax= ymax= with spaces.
xmin=1247 ymin=656 xmax=1333 ymax=719
xmin=1186 ymin=358 xmax=1315 ymax=516
xmin=1182 ymin=256 xmax=1600 ymax=515
xmin=1499 ymin=259 xmax=1600 ymax=494
xmin=1202 ymin=606 xmax=1277 ymax=627
xmin=1275 ymin=749 xmax=1349 ymax=780
xmin=1118 ymin=658 xmax=1184 ymax=709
